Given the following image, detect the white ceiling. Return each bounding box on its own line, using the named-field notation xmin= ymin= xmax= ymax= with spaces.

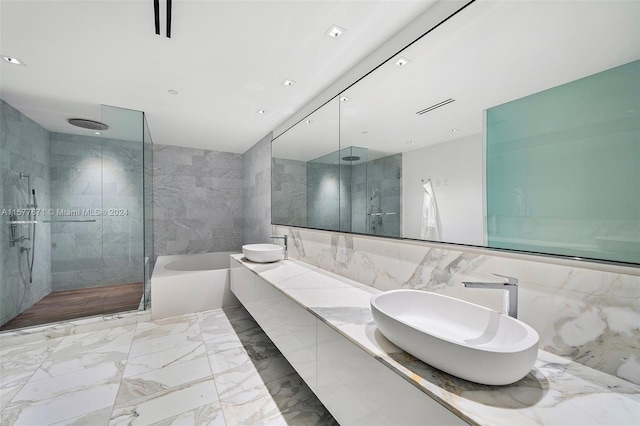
xmin=274 ymin=0 xmax=640 ymax=162
xmin=0 ymin=0 xmax=439 ymax=152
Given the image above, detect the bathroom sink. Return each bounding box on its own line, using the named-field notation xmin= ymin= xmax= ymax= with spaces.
xmin=242 ymin=244 xmax=284 ymax=263
xmin=370 ymin=289 xmax=539 ymax=385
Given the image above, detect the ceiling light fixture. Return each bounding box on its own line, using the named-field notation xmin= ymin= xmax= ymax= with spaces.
xmin=305 ymin=120 xmax=312 ymax=124
xmin=450 ymin=129 xmax=458 ymax=133
xmin=325 ymin=25 xmax=347 ymax=39
xmin=168 ymin=89 xmax=179 ymax=95
xmin=407 ymin=141 xmax=415 ymax=145
xmin=2 ymin=55 xmax=26 ymax=66
xmin=394 ymin=57 xmax=410 ymax=67
xmin=340 ymin=96 xmax=350 ymax=102
xmin=282 ymin=79 xmax=296 ymax=87
xmin=257 ymin=109 xmax=267 ymax=114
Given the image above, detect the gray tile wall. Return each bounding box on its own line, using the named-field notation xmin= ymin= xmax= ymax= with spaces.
xmin=49 ymin=133 xmax=144 ymax=291
xmin=243 ymin=133 xmax=272 ymax=245
xmin=1 ymin=100 xmax=52 ymax=326
xmin=271 ymin=157 xmax=307 ymax=227
xmin=153 ymin=144 xmax=244 ymax=255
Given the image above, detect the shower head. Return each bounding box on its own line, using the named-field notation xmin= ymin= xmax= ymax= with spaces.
xmin=67 ymin=118 xmax=109 ymax=131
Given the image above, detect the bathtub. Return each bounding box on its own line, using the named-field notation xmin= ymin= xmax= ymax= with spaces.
xmin=151 ymin=252 xmax=240 ymax=320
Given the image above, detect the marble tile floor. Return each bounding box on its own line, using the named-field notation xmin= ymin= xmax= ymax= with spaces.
xmin=0 ymin=306 xmax=338 ymax=426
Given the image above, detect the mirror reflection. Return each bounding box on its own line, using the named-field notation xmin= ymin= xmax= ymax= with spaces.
xmin=272 ymin=0 xmax=639 ymax=265
xmin=272 ymin=97 xmax=340 ymax=230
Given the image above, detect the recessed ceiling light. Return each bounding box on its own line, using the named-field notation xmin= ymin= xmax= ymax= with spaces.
xmin=2 ymin=55 xmax=26 ymax=66
xmin=407 ymin=141 xmax=415 ymax=145
xmin=257 ymin=109 xmax=267 ymax=114
xmin=450 ymin=129 xmax=458 ymax=133
xmin=305 ymin=120 xmax=312 ymax=124
xmin=340 ymin=96 xmax=350 ymax=102
xmin=394 ymin=57 xmax=410 ymax=67
xmin=282 ymin=79 xmax=296 ymax=87
xmin=168 ymin=89 xmax=179 ymax=95
xmin=325 ymin=25 xmax=347 ymax=39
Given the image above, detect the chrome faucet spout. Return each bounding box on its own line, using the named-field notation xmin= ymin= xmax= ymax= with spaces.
xmin=270 ymin=235 xmax=288 ymax=259
xmin=463 ymin=274 xmax=519 ymax=318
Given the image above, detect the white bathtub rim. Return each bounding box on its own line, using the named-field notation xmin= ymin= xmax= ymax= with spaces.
xmin=152 ymin=252 xmax=239 ymax=279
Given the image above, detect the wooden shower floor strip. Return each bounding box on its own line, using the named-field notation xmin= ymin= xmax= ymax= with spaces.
xmin=0 ymin=282 xmax=143 ymax=331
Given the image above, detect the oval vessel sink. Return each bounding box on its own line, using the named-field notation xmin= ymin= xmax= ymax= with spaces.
xmin=370 ymin=289 xmax=539 ymax=385
xmin=242 ymin=244 xmax=284 ymax=263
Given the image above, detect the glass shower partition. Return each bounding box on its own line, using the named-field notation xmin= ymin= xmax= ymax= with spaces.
xmin=143 ymin=113 xmax=154 ymax=309
xmin=0 ymin=100 xmax=153 ymax=330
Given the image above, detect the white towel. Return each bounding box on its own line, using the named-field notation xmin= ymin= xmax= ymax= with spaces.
xmin=421 ymin=181 xmax=442 ymax=241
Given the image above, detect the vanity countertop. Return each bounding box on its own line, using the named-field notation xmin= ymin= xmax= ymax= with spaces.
xmin=232 ymin=254 xmax=640 ymax=426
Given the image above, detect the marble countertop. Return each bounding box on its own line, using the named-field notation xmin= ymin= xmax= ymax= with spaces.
xmin=232 ymin=255 xmax=640 ymax=426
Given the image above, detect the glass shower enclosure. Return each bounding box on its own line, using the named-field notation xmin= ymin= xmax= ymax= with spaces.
xmin=0 ymin=101 xmax=153 ymax=330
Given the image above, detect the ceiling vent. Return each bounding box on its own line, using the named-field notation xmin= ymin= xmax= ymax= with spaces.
xmin=416 ymin=98 xmax=455 ymax=115
xmin=67 ymin=119 xmax=109 ymax=131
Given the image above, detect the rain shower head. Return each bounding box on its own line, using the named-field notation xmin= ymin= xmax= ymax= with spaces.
xmin=342 ymin=156 xmax=361 ymax=162
xmin=67 ymin=118 xmax=109 ymax=131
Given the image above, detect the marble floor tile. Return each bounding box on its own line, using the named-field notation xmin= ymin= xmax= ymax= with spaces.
xmin=213 ymin=355 xmax=296 ymax=399
xmin=263 ymin=372 xmax=315 ymax=412
xmin=47 ymin=325 xmax=135 ymax=361
xmin=221 ymin=306 xmax=252 ymax=323
xmin=50 ymin=407 xmax=113 ymax=426
xmin=236 ymin=328 xmax=283 ymax=362
xmin=203 ymin=330 xmax=245 ymax=354
xmin=133 ymin=313 xmax=200 ymax=342
xmin=9 ymin=362 xmax=124 ymax=405
xmin=1 ymin=384 xmax=23 ymax=411
xmin=128 ymin=328 xmax=203 ymax=359
xmin=0 ymin=338 xmax=62 ymax=389
xmin=123 ymin=341 xmax=207 ymax=378
xmin=109 ymin=379 xmax=219 ymax=425
xmin=2 ymin=383 xmax=120 ymax=426
xmin=208 ymin=346 xmax=252 ymax=376
xmin=115 ymin=357 xmax=213 ymax=405
xmin=218 ymin=384 xmax=281 ymax=426
xmin=1 ymin=306 xmax=337 ymax=426
xmin=31 ymin=344 xmax=130 ymax=382
xmin=148 ymin=401 xmax=225 ymax=426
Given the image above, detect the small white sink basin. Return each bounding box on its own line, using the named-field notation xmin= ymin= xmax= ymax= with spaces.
xmin=242 ymin=244 xmax=284 ymax=263
xmin=370 ymin=289 xmax=539 ymax=385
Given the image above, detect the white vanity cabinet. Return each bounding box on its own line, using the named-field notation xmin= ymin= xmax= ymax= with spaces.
xmin=230 ymin=258 xmax=317 ymax=391
xmin=230 ymin=257 xmax=255 ymax=307
xmin=230 ymin=257 xmax=468 ymax=425
xmin=251 ymin=275 xmax=318 ymax=392
xmin=316 ymin=320 xmax=466 ymax=426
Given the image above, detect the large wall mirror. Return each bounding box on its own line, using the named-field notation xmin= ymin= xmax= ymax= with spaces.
xmin=272 ymin=0 xmax=640 ymax=265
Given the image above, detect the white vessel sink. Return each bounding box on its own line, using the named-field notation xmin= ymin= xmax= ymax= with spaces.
xmin=242 ymin=244 xmax=284 ymax=263
xmin=370 ymin=289 xmax=539 ymax=385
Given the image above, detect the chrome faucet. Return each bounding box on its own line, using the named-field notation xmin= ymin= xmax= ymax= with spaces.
xmin=270 ymin=235 xmax=288 ymax=259
xmin=463 ymin=273 xmax=519 ymax=318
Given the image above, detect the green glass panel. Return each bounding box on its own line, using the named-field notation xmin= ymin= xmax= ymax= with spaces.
xmin=486 ymin=60 xmax=640 ymax=264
